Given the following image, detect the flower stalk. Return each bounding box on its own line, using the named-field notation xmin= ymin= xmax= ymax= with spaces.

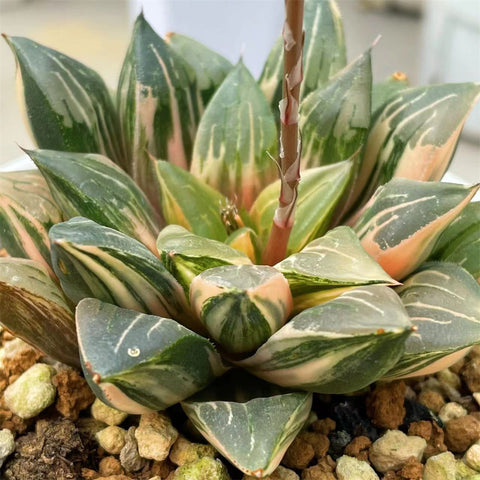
xmin=263 ymin=0 xmax=305 ymax=265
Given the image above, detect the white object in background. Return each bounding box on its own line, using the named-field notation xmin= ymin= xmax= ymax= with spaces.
xmin=129 ymin=0 xmax=284 ymax=78
xmin=420 ymin=0 xmax=480 ymax=140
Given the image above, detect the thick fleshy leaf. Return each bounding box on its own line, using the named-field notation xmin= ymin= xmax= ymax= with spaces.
xmin=191 ymin=61 xmax=278 ymax=210
xmin=190 ymin=265 xmax=292 ymax=355
xmin=431 ymin=202 xmax=480 ymax=282
xmin=165 ymin=32 xmax=233 ymax=108
xmin=353 ymin=179 xmax=479 ymax=280
xmin=153 ymin=160 xmax=227 ymax=241
xmin=0 ymin=258 xmax=78 ymax=366
xmin=27 ymin=149 xmax=160 ymax=254
xmin=300 ymin=49 xmax=372 ymax=169
xmin=77 ymin=299 xmax=226 ymax=414
xmin=4 ymin=35 xmax=125 ymax=169
xmin=250 ymin=161 xmax=352 ymax=254
xmin=259 ymin=0 xmax=346 ymax=111
xmin=238 ymin=286 xmax=412 ymax=393
xmin=225 ymin=227 xmax=261 ymax=263
xmin=117 ymin=13 xmax=200 ymax=201
xmin=371 ymin=72 xmax=409 ymax=114
xmin=156 ymin=225 xmax=251 ymax=294
xmin=276 ymin=226 xmax=397 ymax=311
xmin=182 ymin=370 xmax=312 ymax=477
xmin=50 ymin=217 xmax=188 ymax=322
xmin=0 ymin=170 xmax=62 ymax=276
xmin=385 ymin=262 xmax=480 ymax=379
xmin=354 ymin=83 xmax=480 ymax=205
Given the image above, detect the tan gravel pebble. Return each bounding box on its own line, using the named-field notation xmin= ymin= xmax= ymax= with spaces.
xmin=444 ymin=414 xmax=480 ymax=453
xmin=418 ymin=389 xmax=445 ymax=414
xmin=366 ymin=381 xmax=406 ymax=429
xmin=282 ymin=436 xmax=315 ymax=469
xmin=311 ymin=418 xmax=336 ymax=436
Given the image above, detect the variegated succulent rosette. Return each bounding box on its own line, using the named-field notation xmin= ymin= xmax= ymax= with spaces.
xmin=1 ymin=1 xmax=480 ymax=477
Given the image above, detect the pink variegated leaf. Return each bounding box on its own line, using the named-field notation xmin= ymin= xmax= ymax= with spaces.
xmin=353 ymin=178 xmax=479 ymax=280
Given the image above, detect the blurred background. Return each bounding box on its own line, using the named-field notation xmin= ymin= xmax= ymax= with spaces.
xmin=0 ymin=0 xmax=479 ymax=180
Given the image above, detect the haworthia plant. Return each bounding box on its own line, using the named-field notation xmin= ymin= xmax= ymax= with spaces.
xmin=0 ymin=170 xmax=62 ymax=276
xmin=26 ymin=149 xmax=160 ymax=253
xmin=190 ymin=265 xmax=292 ymax=354
xmin=238 ymin=286 xmax=412 ymax=393
xmin=77 ymin=299 xmax=226 ymax=414
xmin=156 ymin=225 xmax=251 ymax=294
xmin=276 ymin=226 xmax=397 ymax=311
xmin=0 ymin=258 xmax=79 ymax=366
xmin=49 ymin=217 xmax=188 ymax=320
xmin=385 ymin=262 xmax=480 ymax=379
xmin=353 ymin=179 xmax=479 ymax=280
xmin=3 ymin=3 xmax=480 ymax=476
xmin=153 ymin=160 xmax=227 ymax=241
xmin=430 ymin=202 xmax=480 ymax=282
xmin=165 ymin=32 xmax=233 ymax=108
xmin=251 ymin=161 xmax=352 ymax=254
xmin=4 ymin=35 xmax=125 ymax=169
xmin=354 ymin=83 xmax=480 ymax=206
xmin=191 ymin=61 xmax=278 ymax=210
xmin=182 ymin=371 xmax=312 ymax=477
xmin=259 ymin=0 xmax=346 ymax=112
xmin=300 ymin=49 xmax=372 ymax=169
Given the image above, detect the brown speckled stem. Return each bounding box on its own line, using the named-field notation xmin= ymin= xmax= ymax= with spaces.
xmin=263 ymin=0 xmax=304 ymax=266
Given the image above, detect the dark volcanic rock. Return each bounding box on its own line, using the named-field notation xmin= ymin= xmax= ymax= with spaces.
xmin=328 ymin=430 xmax=352 ymax=459
xmin=333 ymin=400 xmax=379 ymax=440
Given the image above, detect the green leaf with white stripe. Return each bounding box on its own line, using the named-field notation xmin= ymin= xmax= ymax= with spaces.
xmin=250 ymin=161 xmax=352 ymax=254
xmin=354 ymin=83 xmax=480 ymax=206
xmin=190 ymin=265 xmax=292 ymax=355
xmin=191 ymin=61 xmax=278 ymax=210
xmin=0 ymin=170 xmax=62 ymax=276
xmin=276 ymin=226 xmax=397 ymax=311
xmin=118 ymin=13 xmax=201 ymax=204
xmin=154 ymin=160 xmax=227 ymax=241
xmin=0 ymin=258 xmax=78 ymax=367
xmin=27 ymin=149 xmax=160 ymax=254
xmin=300 ymin=49 xmax=372 ymax=169
xmin=165 ymin=32 xmax=233 ymax=108
xmin=371 ymin=72 xmax=409 ymax=114
xmin=4 ymin=35 xmax=125 ymax=169
xmin=353 ymin=179 xmax=479 ymax=280
xmin=237 ymin=286 xmax=412 ymax=393
xmin=182 ymin=370 xmax=312 ymax=477
xmin=259 ymin=0 xmax=346 ymax=112
xmin=430 ymin=202 xmax=480 ymax=282
xmin=50 ymin=217 xmax=189 ymax=323
xmin=77 ymin=298 xmax=226 ymax=414
xmin=384 ymin=262 xmax=480 ymax=379
xmin=156 ymin=225 xmax=251 ymax=294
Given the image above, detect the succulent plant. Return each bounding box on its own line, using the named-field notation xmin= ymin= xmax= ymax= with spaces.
xmin=1 ymin=0 xmax=480 ymax=476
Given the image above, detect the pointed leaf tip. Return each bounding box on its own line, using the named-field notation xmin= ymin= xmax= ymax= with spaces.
xmin=7 ymin=36 xmax=125 ymax=168
xmin=77 ymin=299 xmax=226 ymax=414
xmin=191 ymin=61 xmax=278 ymax=210
xmin=238 ymin=285 xmax=411 ymax=394
xmin=27 ymin=149 xmax=160 ymax=253
xmin=354 ymin=179 xmax=479 ymax=280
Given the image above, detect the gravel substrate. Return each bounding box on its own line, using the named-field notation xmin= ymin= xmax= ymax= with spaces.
xmin=0 ymin=330 xmax=479 ymax=480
